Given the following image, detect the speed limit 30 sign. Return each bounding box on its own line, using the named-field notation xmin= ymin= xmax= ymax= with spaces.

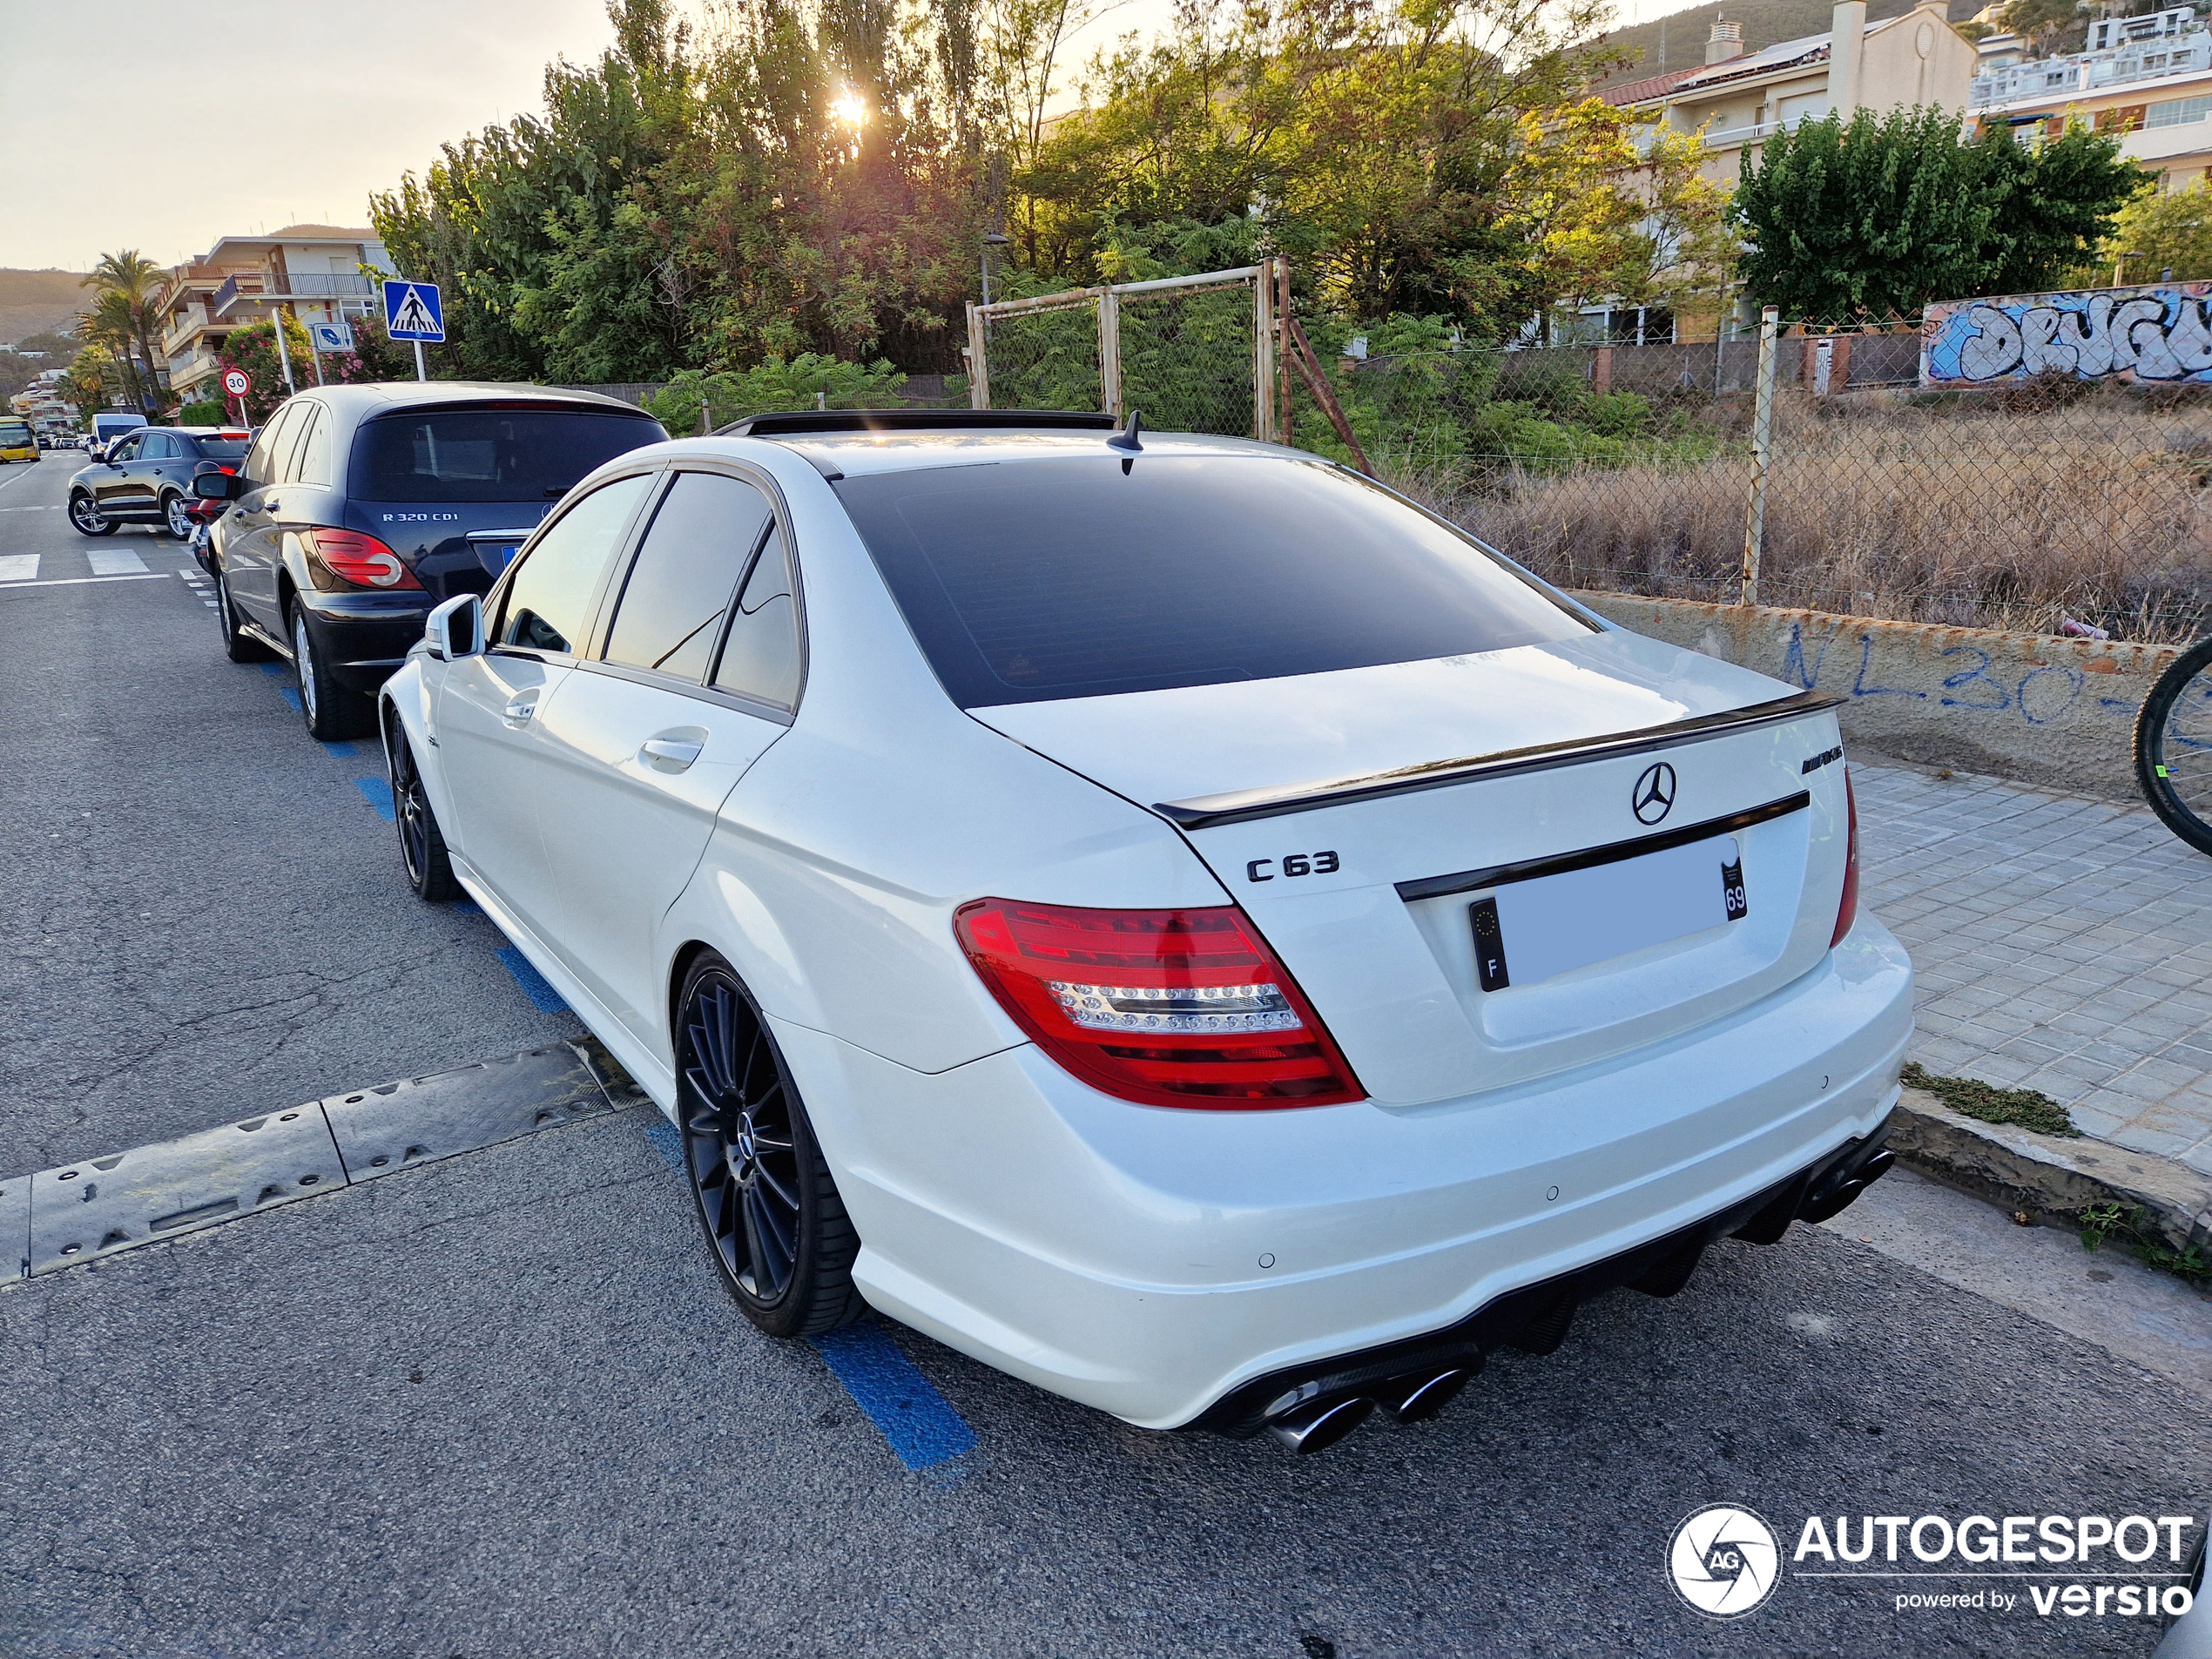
xmin=223 ymin=369 xmax=250 ymax=397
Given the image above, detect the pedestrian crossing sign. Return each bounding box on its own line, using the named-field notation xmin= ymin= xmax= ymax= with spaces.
xmin=382 ymin=280 xmax=445 ymax=342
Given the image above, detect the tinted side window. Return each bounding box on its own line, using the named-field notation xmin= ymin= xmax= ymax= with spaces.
xmin=496 ymin=473 xmax=652 ymax=657
xmin=292 ymin=407 xmax=331 ymax=486
xmin=139 ymin=433 xmax=176 ymax=460
xmin=243 ymin=405 xmax=298 ymax=486
xmin=713 ymin=523 xmax=801 ymax=709
xmin=604 ymin=472 xmax=772 ymax=683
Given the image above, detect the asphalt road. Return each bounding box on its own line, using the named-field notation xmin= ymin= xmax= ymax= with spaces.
xmin=1 ymin=445 xmax=2205 ymax=1657
xmin=0 ymin=448 xmax=583 ymax=1174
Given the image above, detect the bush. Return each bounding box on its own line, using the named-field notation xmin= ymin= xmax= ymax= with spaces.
xmin=175 ymin=401 xmax=226 ymax=427
xmin=644 ymin=355 xmax=907 ymax=432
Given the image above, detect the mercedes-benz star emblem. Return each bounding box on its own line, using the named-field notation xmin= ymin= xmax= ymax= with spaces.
xmin=1633 ymin=761 xmax=1677 ymax=825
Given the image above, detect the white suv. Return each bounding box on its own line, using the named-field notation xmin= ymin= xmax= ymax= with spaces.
xmin=377 ymin=411 xmax=1912 ymax=1453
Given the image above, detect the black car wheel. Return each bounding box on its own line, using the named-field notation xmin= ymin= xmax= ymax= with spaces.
xmin=388 ymin=718 xmax=459 ymax=900
xmin=67 ymin=493 xmax=116 ymax=536
xmin=290 ymin=604 xmax=374 ymax=741
xmin=214 ymin=570 xmax=271 ymax=664
xmin=161 ymin=492 xmax=193 ymax=540
xmin=677 ymin=955 xmax=864 ymax=1339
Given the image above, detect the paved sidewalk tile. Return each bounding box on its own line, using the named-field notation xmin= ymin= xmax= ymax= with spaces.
xmin=1857 ymin=764 xmax=2212 ymax=1176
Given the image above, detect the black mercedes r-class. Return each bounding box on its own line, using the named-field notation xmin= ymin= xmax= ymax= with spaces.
xmin=196 ymin=382 xmax=665 ymax=739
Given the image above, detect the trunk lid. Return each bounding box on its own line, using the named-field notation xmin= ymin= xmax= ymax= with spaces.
xmin=970 ymin=631 xmax=1852 ymax=1107
xmin=347 ymin=498 xmax=556 ymax=603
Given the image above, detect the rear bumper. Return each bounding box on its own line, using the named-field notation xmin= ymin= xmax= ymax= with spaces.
xmin=779 ymin=916 xmax=1915 ymax=1430
xmin=295 ymin=590 xmax=428 ymax=692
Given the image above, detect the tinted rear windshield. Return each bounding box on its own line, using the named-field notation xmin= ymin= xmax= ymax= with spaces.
xmin=835 ymin=455 xmax=1589 ymax=707
xmin=349 ymin=407 xmax=664 ymax=503
xmin=189 ymin=434 xmax=251 ymax=458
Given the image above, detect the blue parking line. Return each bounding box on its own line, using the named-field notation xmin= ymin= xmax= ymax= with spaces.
xmin=496 ymin=946 xmax=569 ymax=1012
xmin=455 ymin=899 xmax=481 ymax=914
xmin=639 ymin=1121 xmax=976 ymax=1472
xmin=354 ymin=777 xmax=396 ymax=821
xmin=260 ymin=663 xmax=286 ymax=678
xmin=280 ymin=687 xmax=302 ymax=713
xmin=322 ymin=740 xmax=360 ymax=759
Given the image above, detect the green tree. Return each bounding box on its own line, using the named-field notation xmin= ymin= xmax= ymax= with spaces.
xmin=1732 ymin=108 xmax=2142 ymax=319
xmin=79 ymin=251 xmax=167 ymax=415
xmin=1998 ymin=0 xmax=2084 ymax=57
xmin=2095 ymin=176 xmax=2212 ymax=283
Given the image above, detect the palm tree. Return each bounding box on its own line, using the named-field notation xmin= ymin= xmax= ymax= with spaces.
xmin=81 ymin=250 xmax=167 ymax=414
xmin=78 ymin=291 xmax=147 ymax=410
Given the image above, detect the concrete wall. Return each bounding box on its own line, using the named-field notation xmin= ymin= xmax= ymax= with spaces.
xmin=1575 ymin=591 xmax=2177 ymax=799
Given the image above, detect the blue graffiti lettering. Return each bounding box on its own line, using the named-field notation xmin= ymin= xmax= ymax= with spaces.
xmin=1939 ymin=645 xmax=2009 ymax=711
xmin=1780 ymin=621 xmax=1837 ymax=691
xmin=2017 ymin=664 xmax=2085 ymax=725
xmin=1851 ymin=633 xmax=1927 ymax=699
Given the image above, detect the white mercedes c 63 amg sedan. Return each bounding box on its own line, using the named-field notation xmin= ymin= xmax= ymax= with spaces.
xmin=377 ymin=409 xmax=1911 ymax=1453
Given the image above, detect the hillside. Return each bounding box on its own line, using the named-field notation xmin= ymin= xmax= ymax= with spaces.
xmin=0 ymin=269 xmax=90 ymax=350
xmin=1596 ymin=0 xmax=1982 ymax=86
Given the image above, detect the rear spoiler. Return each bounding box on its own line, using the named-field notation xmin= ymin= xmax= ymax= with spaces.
xmin=1152 ymin=690 xmax=1844 ymax=830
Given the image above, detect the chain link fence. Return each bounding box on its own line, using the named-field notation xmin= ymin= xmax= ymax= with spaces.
xmin=1286 ymin=324 xmax=2212 ymax=645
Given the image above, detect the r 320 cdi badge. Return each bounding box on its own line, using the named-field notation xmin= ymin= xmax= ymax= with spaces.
xmin=376 ymin=409 xmax=1911 ymax=1454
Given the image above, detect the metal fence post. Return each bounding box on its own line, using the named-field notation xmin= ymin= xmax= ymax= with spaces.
xmin=1741 ymin=304 xmax=1780 ymax=607
xmin=965 ymin=302 xmax=990 ymax=410
xmin=1097 ymin=287 xmax=1122 ymax=419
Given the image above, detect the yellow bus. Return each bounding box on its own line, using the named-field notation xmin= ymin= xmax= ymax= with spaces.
xmin=0 ymin=418 xmax=37 ymax=463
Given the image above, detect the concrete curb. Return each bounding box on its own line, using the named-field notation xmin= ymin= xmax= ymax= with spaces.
xmin=1889 ymin=1085 xmax=2212 ymax=1254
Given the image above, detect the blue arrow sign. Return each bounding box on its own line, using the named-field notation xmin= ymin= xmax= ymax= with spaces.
xmin=382 ymin=279 xmax=445 ymax=342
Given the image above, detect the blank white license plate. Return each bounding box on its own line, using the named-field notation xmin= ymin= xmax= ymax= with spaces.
xmin=1469 ymin=834 xmax=1746 ymax=991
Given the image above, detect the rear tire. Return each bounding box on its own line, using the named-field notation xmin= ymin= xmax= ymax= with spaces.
xmin=388 ymin=717 xmax=459 ymax=901
xmin=214 ymin=570 xmax=272 ymax=663
xmin=161 ymin=492 xmax=193 ymax=541
xmin=2135 ymin=634 xmax=2212 ymax=857
xmin=676 ymin=954 xmax=864 ymax=1339
xmin=290 ymin=604 xmax=374 ymax=741
xmin=68 ymin=493 xmax=116 ymax=536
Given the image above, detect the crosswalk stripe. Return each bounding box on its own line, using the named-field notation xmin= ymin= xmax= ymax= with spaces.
xmin=87 ymin=549 xmax=149 ymax=576
xmin=0 ymin=555 xmax=37 ymax=582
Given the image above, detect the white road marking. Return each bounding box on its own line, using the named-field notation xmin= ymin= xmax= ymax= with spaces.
xmin=88 ymin=549 xmax=149 ymax=576
xmin=0 ymin=555 xmax=37 ymax=582
xmin=0 ymin=572 xmax=174 ymax=590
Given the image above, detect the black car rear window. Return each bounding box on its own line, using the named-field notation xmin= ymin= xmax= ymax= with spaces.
xmin=835 ymin=455 xmax=1590 ymax=708
xmin=187 ymin=434 xmax=251 ymax=458
xmin=350 ymin=407 xmax=664 ymax=503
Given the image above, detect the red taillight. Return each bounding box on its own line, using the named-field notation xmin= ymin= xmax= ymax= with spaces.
xmin=954 ymin=899 xmax=1364 ymax=1109
xmin=300 ymin=527 xmax=421 ymax=590
xmin=1830 ymin=767 xmax=1860 ymax=948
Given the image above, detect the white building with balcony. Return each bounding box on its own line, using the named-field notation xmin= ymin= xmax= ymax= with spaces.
xmin=157 ymin=226 xmax=396 ymax=405
xmin=1971 ymin=11 xmax=2212 ymax=192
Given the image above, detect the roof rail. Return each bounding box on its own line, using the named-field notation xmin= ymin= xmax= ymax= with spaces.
xmin=717 ymin=408 xmax=1117 ymax=438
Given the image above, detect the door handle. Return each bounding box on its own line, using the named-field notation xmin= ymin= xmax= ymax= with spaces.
xmin=641 ymin=738 xmax=703 ymax=772
xmin=502 ymin=694 xmax=540 ymax=728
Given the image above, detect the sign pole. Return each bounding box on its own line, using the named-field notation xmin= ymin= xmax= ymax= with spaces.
xmin=414 ymin=340 xmax=427 ymax=383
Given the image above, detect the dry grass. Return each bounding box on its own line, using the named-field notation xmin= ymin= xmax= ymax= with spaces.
xmin=1397 ymin=388 xmax=2212 ymax=643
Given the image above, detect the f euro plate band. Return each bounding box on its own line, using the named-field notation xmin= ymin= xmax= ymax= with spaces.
xmin=27 ymin=1109 xmax=347 ymax=1275
xmin=7 ymin=1039 xmax=643 ymax=1279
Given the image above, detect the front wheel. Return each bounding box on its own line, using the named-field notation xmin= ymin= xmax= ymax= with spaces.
xmin=2135 ymin=634 xmax=2212 ymax=856
xmin=388 ymin=717 xmax=459 ymax=900
xmin=677 ymin=955 xmax=864 ymax=1339
xmin=68 ymin=493 xmax=116 ymax=536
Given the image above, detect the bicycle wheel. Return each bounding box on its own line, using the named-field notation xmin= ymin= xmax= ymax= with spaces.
xmin=2134 ymin=634 xmax=2212 ymax=855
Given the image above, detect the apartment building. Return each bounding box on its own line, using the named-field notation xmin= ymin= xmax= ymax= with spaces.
xmin=156 ymin=226 xmax=395 ymax=405
xmin=1970 ymin=8 xmax=2212 ymax=191
xmin=11 ymin=368 xmax=78 ymax=434
xmin=1608 ymin=1 xmax=1979 ymax=187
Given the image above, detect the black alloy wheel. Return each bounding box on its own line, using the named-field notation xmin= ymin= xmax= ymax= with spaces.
xmin=676 ymin=955 xmax=863 ymax=1339
xmin=388 ymin=719 xmax=459 ymax=901
xmin=67 ymin=493 xmax=115 ymax=536
xmin=162 ymin=492 xmax=193 ymax=540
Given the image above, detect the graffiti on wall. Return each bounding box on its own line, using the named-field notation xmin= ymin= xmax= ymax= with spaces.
xmin=1922 ymin=284 xmax=2212 ymax=384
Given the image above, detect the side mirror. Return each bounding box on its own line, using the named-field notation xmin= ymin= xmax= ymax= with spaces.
xmin=192 ymin=469 xmax=244 ymax=501
xmin=425 ymin=593 xmax=483 ymax=662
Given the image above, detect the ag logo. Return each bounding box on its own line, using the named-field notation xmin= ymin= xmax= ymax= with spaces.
xmin=1632 ymin=761 xmax=1677 ymax=825
xmin=1668 ymin=1504 xmax=1780 ymax=1618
